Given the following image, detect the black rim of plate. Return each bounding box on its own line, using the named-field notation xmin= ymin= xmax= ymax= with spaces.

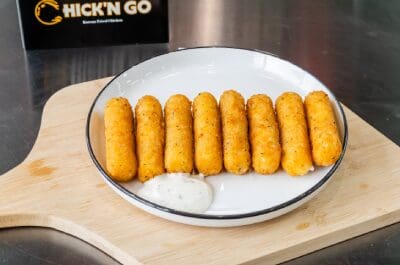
xmin=86 ymin=46 xmax=349 ymax=220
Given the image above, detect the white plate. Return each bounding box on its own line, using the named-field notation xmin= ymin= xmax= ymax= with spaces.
xmin=86 ymin=47 xmax=348 ymax=227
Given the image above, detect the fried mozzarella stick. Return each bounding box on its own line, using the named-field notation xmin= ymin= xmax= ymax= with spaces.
xmin=193 ymin=92 xmax=223 ymax=175
xmin=305 ymin=91 xmax=342 ymax=166
xmin=164 ymin=94 xmax=194 ymax=173
xmin=276 ymin=92 xmax=313 ymax=176
xmin=220 ymin=90 xmax=251 ymax=174
xmin=247 ymin=94 xmax=281 ymax=174
xmin=104 ymin=97 xmax=137 ymax=182
xmin=135 ymin=96 xmax=165 ymax=182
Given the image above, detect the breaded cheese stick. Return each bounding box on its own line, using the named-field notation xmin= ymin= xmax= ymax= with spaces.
xmin=220 ymin=90 xmax=251 ymax=174
xmin=305 ymin=91 xmax=342 ymax=166
xmin=193 ymin=92 xmax=223 ymax=175
xmin=104 ymin=97 xmax=137 ymax=181
xmin=164 ymin=94 xmax=194 ymax=173
xmin=247 ymin=94 xmax=281 ymax=174
xmin=135 ymin=95 xmax=165 ymax=182
xmin=276 ymin=92 xmax=313 ymax=176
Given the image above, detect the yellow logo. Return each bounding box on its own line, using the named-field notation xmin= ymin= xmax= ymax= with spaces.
xmin=34 ymin=0 xmax=63 ymax=26
xmin=34 ymin=0 xmax=152 ymax=26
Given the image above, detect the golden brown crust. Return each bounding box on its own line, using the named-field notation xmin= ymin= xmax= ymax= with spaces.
xmin=247 ymin=94 xmax=281 ymax=174
xmin=164 ymin=94 xmax=194 ymax=173
xmin=276 ymin=92 xmax=313 ymax=176
xmin=305 ymin=91 xmax=342 ymax=166
xmin=104 ymin=97 xmax=137 ymax=181
xmin=220 ymin=90 xmax=251 ymax=174
xmin=193 ymin=92 xmax=223 ymax=175
xmin=135 ymin=95 xmax=165 ymax=182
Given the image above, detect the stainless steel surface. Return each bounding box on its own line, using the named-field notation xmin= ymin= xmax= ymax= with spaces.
xmin=1 ymin=0 xmax=400 ymax=264
xmin=0 ymin=228 xmax=119 ymax=265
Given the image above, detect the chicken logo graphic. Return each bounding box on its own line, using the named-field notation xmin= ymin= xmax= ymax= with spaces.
xmin=34 ymin=0 xmax=63 ymax=26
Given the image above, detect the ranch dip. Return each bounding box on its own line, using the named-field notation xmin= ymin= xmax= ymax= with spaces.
xmin=137 ymin=173 xmax=213 ymax=214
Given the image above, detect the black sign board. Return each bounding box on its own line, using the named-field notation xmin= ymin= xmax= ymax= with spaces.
xmin=17 ymin=0 xmax=169 ymax=49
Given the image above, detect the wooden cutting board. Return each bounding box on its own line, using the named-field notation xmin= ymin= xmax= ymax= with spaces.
xmin=0 ymin=77 xmax=399 ymax=265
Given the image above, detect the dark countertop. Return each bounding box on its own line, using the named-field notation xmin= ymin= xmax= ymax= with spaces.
xmin=1 ymin=0 xmax=399 ymax=264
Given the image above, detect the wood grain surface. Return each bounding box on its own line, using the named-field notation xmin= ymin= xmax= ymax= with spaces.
xmin=0 ymin=78 xmax=399 ymax=265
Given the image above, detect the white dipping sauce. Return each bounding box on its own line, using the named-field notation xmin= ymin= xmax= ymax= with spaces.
xmin=137 ymin=173 xmax=213 ymax=214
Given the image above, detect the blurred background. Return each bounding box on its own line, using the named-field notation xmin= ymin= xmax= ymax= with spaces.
xmin=1 ymin=0 xmax=400 ymax=264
